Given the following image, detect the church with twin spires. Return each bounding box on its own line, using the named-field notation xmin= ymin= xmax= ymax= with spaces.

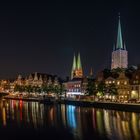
xmin=71 ymin=53 xmax=83 ymax=79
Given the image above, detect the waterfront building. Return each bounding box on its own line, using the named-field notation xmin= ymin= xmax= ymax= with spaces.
xmin=130 ymin=65 xmax=140 ymax=100
xmin=63 ymin=77 xmax=88 ymax=98
xmin=64 ymin=53 xmax=89 ymax=97
xmin=15 ymin=75 xmax=25 ymax=86
xmin=105 ymin=72 xmax=130 ymax=101
xmin=15 ymin=72 xmax=59 ymax=87
xmin=111 ymin=16 xmax=128 ymax=69
xmin=105 ymin=77 xmax=116 ymax=85
xmin=116 ymin=72 xmax=130 ymax=101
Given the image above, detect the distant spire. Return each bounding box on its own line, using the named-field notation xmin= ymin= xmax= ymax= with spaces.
xmin=72 ymin=53 xmax=76 ymax=70
xmin=71 ymin=53 xmax=76 ymax=79
xmin=90 ymin=68 xmax=93 ymax=76
xmin=77 ymin=52 xmax=82 ymax=69
xmin=116 ymin=15 xmax=123 ymax=49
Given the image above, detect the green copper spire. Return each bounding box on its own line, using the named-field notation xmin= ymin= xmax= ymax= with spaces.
xmin=116 ymin=15 xmax=123 ymax=49
xmin=77 ymin=52 xmax=82 ymax=69
xmin=72 ymin=53 xmax=76 ymax=71
xmin=71 ymin=53 xmax=76 ymax=79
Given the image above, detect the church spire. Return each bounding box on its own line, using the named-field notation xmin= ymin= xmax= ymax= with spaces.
xmin=77 ymin=52 xmax=82 ymax=69
xmin=72 ymin=53 xmax=76 ymax=70
xmin=90 ymin=68 xmax=93 ymax=76
xmin=116 ymin=15 xmax=123 ymax=50
xmin=111 ymin=14 xmax=128 ymax=69
xmin=71 ymin=53 xmax=76 ymax=79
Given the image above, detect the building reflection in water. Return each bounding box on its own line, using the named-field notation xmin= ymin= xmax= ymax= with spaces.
xmin=66 ymin=105 xmax=76 ymax=129
xmin=0 ymin=100 xmax=140 ymax=140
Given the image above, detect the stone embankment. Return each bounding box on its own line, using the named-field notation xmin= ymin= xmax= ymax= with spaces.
xmin=4 ymin=96 xmax=140 ymax=113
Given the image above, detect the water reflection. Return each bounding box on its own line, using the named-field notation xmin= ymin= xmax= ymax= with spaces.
xmin=0 ymin=99 xmax=140 ymax=140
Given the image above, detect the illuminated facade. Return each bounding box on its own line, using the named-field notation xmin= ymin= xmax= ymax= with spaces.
xmin=105 ymin=72 xmax=130 ymax=101
xmin=116 ymin=72 xmax=130 ymax=101
xmin=15 ymin=72 xmax=59 ymax=87
xmin=71 ymin=53 xmax=83 ymax=79
xmin=111 ymin=16 xmax=128 ymax=69
xmin=130 ymin=65 xmax=140 ymax=100
xmin=64 ymin=53 xmax=89 ymax=96
xmin=63 ymin=77 xmax=88 ymax=97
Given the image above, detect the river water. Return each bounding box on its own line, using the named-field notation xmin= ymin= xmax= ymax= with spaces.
xmin=0 ymin=99 xmax=140 ymax=140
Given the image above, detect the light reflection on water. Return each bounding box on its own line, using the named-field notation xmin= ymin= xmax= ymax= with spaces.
xmin=0 ymin=99 xmax=140 ymax=140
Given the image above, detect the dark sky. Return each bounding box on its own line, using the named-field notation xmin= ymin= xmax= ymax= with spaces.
xmin=0 ymin=1 xmax=140 ymax=79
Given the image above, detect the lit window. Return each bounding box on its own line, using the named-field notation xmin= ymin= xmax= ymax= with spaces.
xmin=117 ymin=81 xmax=120 ymax=85
xmin=124 ymin=81 xmax=127 ymax=85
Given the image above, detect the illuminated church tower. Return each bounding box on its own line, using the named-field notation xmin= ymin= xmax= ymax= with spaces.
xmin=111 ymin=16 xmax=128 ymax=69
xmin=71 ymin=53 xmax=83 ymax=79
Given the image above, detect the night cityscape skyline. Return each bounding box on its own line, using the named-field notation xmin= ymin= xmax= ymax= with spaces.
xmin=0 ymin=1 xmax=140 ymax=79
xmin=1 ymin=2 xmax=140 ymax=140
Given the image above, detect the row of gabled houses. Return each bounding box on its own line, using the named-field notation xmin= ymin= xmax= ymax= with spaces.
xmin=15 ymin=72 xmax=60 ymax=87
xmin=0 ymin=72 xmax=61 ymax=93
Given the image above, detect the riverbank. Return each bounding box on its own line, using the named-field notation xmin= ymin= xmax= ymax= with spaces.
xmin=4 ymin=96 xmax=140 ymax=113
xmin=4 ymin=96 xmax=40 ymax=102
xmin=65 ymin=100 xmax=140 ymax=113
xmin=4 ymin=96 xmax=58 ymax=104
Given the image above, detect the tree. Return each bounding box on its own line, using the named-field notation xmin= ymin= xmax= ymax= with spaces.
xmin=47 ymin=84 xmax=54 ymax=94
xmin=86 ymin=79 xmax=97 ymax=96
xmin=103 ymin=69 xmax=111 ymax=79
xmin=106 ymin=83 xmax=118 ymax=100
xmin=42 ymin=84 xmax=49 ymax=94
xmin=97 ymin=82 xmax=106 ymax=96
xmin=107 ymin=84 xmax=117 ymax=95
xmin=60 ymin=84 xmax=66 ymax=98
xmin=14 ymin=85 xmax=25 ymax=92
xmin=25 ymin=85 xmax=33 ymax=93
xmin=14 ymin=84 xmax=21 ymax=92
xmin=53 ymin=85 xmax=60 ymax=95
xmin=125 ymin=66 xmax=137 ymax=79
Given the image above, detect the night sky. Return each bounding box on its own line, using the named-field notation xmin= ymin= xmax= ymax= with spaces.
xmin=0 ymin=1 xmax=140 ymax=79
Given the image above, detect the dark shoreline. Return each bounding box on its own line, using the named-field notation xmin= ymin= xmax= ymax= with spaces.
xmin=4 ymin=96 xmax=140 ymax=113
xmin=65 ymin=100 xmax=140 ymax=113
